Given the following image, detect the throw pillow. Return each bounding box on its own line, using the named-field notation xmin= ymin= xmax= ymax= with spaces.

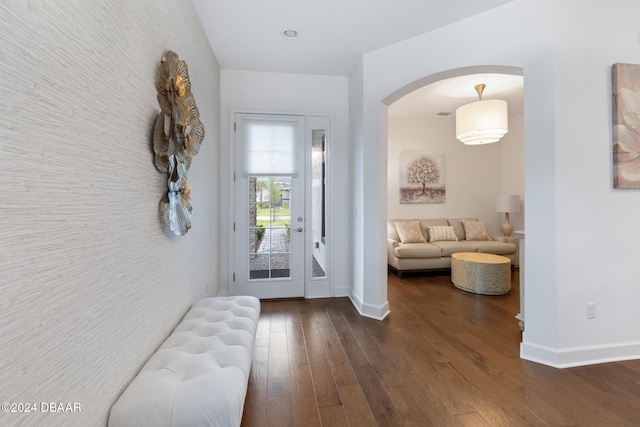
xmin=447 ymin=218 xmax=478 ymax=240
xmin=461 ymin=220 xmax=491 ymax=241
xmin=395 ymin=220 xmax=427 ymax=243
xmin=427 ymin=225 xmax=459 ymax=242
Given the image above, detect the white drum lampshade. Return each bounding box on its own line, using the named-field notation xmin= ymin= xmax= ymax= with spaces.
xmin=456 ymin=84 xmax=508 ymax=145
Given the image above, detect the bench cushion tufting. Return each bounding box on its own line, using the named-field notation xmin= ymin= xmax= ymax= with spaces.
xmin=108 ymin=296 xmax=261 ymax=427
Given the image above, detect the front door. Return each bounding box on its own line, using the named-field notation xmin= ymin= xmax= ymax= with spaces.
xmin=232 ymin=114 xmax=306 ymax=298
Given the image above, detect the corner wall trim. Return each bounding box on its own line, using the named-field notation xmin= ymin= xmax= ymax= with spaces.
xmin=349 ymin=292 xmax=390 ymax=321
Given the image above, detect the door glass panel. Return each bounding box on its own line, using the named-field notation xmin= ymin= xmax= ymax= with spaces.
xmin=249 ymin=177 xmax=291 ymax=280
xmin=311 ymin=130 xmax=327 ymax=278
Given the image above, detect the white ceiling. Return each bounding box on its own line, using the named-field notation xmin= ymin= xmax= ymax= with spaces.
xmin=191 ymin=0 xmax=515 ymax=76
xmin=388 ymin=73 xmax=524 ymax=119
xmin=190 ymin=0 xmax=522 ymax=119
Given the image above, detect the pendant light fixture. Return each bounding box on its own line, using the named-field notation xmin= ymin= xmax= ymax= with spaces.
xmin=455 ymin=83 xmax=508 ymax=145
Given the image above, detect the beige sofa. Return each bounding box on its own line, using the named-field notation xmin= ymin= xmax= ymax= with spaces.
xmin=387 ymin=218 xmax=516 ymax=277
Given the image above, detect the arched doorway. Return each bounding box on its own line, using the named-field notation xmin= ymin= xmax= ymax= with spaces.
xmin=382 ymin=65 xmax=525 ymax=330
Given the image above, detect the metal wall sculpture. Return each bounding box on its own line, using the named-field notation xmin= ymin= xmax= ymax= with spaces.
xmin=153 ymin=51 xmax=204 ymax=235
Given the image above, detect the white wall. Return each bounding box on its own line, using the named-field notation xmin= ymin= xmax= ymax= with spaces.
xmin=354 ymin=0 xmax=640 ymax=367
xmin=387 ymin=114 xmax=525 ymax=235
xmin=352 ymin=0 xmax=559 ymax=359
xmin=353 ymin=0 xmax=552 ymax=326
xmin=219 ymin=70 xmax=351 ymax=297
xmin=551 ymin=0 xmax=640 ymax=363
xmin=0 ymin=2 xmax=220 ymax=426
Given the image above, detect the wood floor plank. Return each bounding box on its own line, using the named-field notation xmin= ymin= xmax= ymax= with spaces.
xmin=318 ymin=405 xmax=349 ymax=427
xmin=390 ymin=368 xmax=458 ymax=426
xmin=385 ymin=385 xmax=433 ymax=427
xmin=266 ymin=330 xmax=292 ymax=427
xmin=242 ymin=271 xmax=640 ymax=426
xmin=515 ymin=361 xmax=636 ymax=426
xmin=571 ymin=362 xmax=640 ymax=404
xmin=453 ymin=412 xmax=492 ymax=427
xmin=253 ymin=310 xmax=271 ymax=348
xmin=312 ymin=307 xmax=359 ymax=388
xmin=328 ymin=304 xmax=405 ymax=389
xmin=331 ymin=316 xmax=405 ymax=426
xmin=356 ymin=316 xmax=458 ymax=425
xmin=431 ymin=336 xmax=575 ymax=426
xmin=279 ymin=304 xmax=322 ymax=427
xmin=242 ymin=344 xmax=269 ymax=427
xmin=298 ymin=308 xmax=344 ymax=407
xmin=282 ymin=301 xmax=309 ymax=367
xmin=290 ymin=363 xmax=322 ymax=427
xmin=619 ymin=359 xmax=640 ymax=374
xmin=337 ymin=384 xmax=379 ymax=427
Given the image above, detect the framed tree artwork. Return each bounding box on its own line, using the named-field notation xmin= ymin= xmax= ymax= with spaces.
xmin=399 ymin=152 xmax=445 ymax=204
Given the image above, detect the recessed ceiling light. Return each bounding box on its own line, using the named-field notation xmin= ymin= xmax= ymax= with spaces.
xmin=282 ymin=29 xmax=298 ymax=39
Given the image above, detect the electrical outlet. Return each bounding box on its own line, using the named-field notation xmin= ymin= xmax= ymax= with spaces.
xmin=586 ymin=303 xmax=597 ymax=319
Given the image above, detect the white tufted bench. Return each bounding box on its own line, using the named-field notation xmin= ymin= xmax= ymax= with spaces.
xmin=108 ymin=295 xmax=261 ymax=427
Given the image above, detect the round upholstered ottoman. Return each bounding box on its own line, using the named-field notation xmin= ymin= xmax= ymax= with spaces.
xmin=451 ymin=252 xmax=511 ymax=295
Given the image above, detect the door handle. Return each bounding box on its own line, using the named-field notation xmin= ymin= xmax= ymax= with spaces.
xmin=295 ymin=227 xmax=303 ymax=232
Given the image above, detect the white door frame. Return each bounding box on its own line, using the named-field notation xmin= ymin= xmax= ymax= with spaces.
xmin=228 ymin=111 xmax=333 ymax=299
xmin=232 ymin=113 xmax=306 ymax=299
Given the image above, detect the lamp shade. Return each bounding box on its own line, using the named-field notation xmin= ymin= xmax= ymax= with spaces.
xmin=456 ymin=99 xmax=508 ymax=145
xmin=495 ymin=195 xmax=520 ymax=213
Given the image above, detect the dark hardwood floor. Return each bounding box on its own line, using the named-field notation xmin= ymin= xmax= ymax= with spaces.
xmin=241 ymin=270 xmax=640 ymax=426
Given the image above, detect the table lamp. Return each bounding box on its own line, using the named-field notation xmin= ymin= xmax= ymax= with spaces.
xmin=495 ymin=195 xmax=520 ymax=238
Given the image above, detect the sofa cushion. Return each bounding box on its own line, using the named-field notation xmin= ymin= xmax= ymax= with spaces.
xmin=395 ymin=220 xmax=427 ymax=243
xmin=474 ymin=241 xmax=517 ymax=255
xmin=387 ymin=219 xmax=416 ymax=241
xmin=447 ymin=218 xmax=478 ymax=240
xmin=431 ymin=241 xmax=478 ymax=257
xmin=427 ymin=225 xmax=458 ymax=242
xmin=462 ymin=220 xmax=492 ymax=241
xmin=394 ymin=242 xmax=442 ymax=258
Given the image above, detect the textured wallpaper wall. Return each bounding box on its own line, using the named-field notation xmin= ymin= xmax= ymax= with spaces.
xmin=0 ymin=1 xmax=220 ymax=426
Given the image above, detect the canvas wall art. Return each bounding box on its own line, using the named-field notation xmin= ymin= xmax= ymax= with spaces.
xmin=399 ymin=152 xmax=445 ymax=204
xmin=612 ymin=63 xmax=640 ymax=188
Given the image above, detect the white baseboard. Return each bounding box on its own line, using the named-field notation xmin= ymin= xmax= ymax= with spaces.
xmin=306 ymin=283 xmax=350 ymax=299
xmin=349 ymin=292 xmax=390 ymax=321
xmin=521 ymin=340 xmax=640 ymax=368
xmin=333 ymin=285 xmax=350 ymax=298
